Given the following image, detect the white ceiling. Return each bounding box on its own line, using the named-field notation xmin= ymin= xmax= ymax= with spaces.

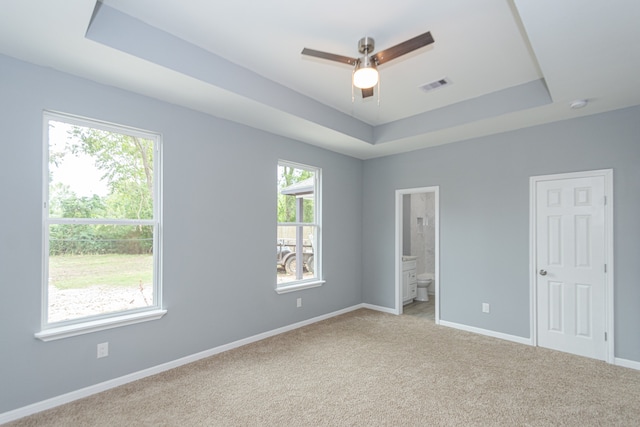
xmin=1 ymin=0 xmax=639 ymax=159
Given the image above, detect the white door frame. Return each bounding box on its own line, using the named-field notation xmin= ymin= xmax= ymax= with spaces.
xmin=395 ymin=186 xmax=440 ymax=323
xmin=529 ymin=169 xmax=614 ymax=363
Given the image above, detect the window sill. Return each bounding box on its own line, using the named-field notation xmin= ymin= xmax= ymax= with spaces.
xmin=275 ymin=280 xmax=325 ymax=294
xmin=34 ymin=309 xmax=167 ymax=342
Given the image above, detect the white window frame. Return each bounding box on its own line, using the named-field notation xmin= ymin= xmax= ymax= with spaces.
xmin=36 ymin=111 xmax=165 ymax=341
xmin=276 ymin=160 xmax=324 ymax=294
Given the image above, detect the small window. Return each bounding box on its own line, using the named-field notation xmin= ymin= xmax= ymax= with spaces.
xmin=276 ymin=161 xmax=321 ymax=291
xmin=42 ymin=112 xmax=162 ymax=331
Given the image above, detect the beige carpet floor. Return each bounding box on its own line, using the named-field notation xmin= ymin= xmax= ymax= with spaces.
xmin=7 ymin=309 xmax=640 ymax=426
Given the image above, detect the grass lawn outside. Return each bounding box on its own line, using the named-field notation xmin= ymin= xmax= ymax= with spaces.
xmin=49 ymin=254 xmax=153 ymax=289
xmin=47 ymin=254 xmax=154 ymax=323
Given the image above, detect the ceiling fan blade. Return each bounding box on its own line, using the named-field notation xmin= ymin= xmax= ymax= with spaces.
xmin=301 ymin=48 xmax=357 ymax=65
xmin=361 ymin=87 xmax=374 ymax=98
xmin=372 ymin=31 xmax=434 ymax=65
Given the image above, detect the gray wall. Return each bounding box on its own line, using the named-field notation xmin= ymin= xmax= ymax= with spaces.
xmin=0 ymin=55 xmax=363 ymax=413
xmin=362 ymin=105 xmax=640 ymax=362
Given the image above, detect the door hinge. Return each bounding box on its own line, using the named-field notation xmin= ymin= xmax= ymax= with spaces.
xmin=604 ymin=264 xmax=607 ymax=273
xmin=605 ymin=332 xmax=608 ymax=341
xmin=604 ymin=196 xmax=607 ymax=205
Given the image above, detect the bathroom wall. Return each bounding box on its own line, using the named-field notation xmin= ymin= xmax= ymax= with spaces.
xmin=402 ymin=194 xmax=411 ymax=255
xmin=402 ymin=193 xmax=436 ymax=278
xmin=409 ymin=193 xmax=435 ymax=279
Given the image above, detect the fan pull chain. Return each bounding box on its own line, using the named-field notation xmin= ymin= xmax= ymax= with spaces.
xmin=351 ymin=69 xmax=355 ymax=103
xmin=377 ymin=79 xmax=381 ymax=106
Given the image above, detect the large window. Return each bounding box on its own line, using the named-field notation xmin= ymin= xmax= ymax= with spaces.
xmin=276 ymin=161 xmax=322 ymax=292
xmin=39 ymin=112 xmax=163 ymax=339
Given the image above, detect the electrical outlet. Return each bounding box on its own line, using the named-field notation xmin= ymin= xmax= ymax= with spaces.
xmin=482 ymin=303 xmax=490 ymax=313
xmin=97 ymin=342 xmax=109 ymax=358
xmin=296 ymin=297 xmax=302 ymax=308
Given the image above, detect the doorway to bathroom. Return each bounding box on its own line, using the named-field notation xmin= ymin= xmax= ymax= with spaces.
xmin=395 ymin=186 xmax=439 ymax=322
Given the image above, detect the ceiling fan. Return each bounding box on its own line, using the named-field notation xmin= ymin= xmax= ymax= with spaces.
xmin=301 ymin=31 xmax=434 ymax=99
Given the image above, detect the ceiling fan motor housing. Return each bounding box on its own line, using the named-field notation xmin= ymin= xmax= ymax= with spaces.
xmin=358 ymin=37 xmax=375 ymax=55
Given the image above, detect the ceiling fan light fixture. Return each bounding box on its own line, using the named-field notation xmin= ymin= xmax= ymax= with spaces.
xmin=301 ymin=30 xmax=434 ymax=97
xmin=353 ymin=57 xmax=378 ymax=89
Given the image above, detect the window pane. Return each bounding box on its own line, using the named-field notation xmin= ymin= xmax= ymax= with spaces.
xmin=48 ymin=224 xmax=154 ymax=323
xmin=277 ymin=225 xmax=316 ymax=284
xmin=43 ymin=113 xmax=161 ymax=330
xmin=276 ymin=161 xmax=320 ymax=288
xmin=48 ymin=120 xmax=154 ymax=220
xmin=277 ymin=165 xmax=315 ymax=223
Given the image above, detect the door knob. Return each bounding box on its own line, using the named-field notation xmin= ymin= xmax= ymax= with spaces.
xmin=539 ymin=269 xmax=547 ymax=276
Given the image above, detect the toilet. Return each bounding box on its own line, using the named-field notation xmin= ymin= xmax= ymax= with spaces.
xmin=416 ymin=274 xmax=432 ymax=302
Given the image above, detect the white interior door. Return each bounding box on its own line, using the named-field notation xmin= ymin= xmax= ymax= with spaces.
xmin=535 ymin=174 xmax=607 ymax=360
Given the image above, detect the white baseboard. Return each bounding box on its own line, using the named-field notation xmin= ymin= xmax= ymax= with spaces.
xmin=365 ymin=305 xmax=533 ymax=347
xmin=361 ymin=303 xmax=396 ymax=315
xmin=439 ymin=320 xmax=533 ymax=346
xmin=440 ymin=322 xmax=640 ymax=372
xmin=614 ymin=357 xmax=640 ymax=371
xmin=0 ymin=304 xmax=364 ymax=425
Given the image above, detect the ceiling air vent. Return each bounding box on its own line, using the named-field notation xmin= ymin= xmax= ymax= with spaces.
xmin=419 ymin=77 xmax=451 ymax=93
